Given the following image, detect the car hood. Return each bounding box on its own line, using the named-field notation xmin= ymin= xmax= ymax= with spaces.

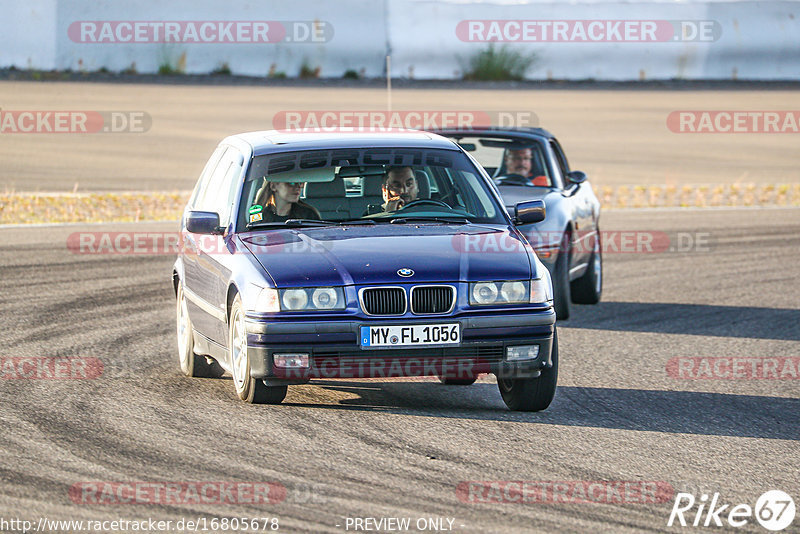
xmin=240 ymin=224 xmax=534 ymax=287
xmin=496 ymin=185 xmax=552 ymax=208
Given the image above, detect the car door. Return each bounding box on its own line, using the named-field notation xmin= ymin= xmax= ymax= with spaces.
xmin=186 ymin=146 xmax=245 ymax=345
xmin=549 ymin=139 xmax=595 ymax=272
xmin=183 ymin=145 xmax=225 ymax=338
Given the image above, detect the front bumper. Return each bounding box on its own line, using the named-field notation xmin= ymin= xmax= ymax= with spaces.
xmin=244 ymin=310 xmax=556 ymax=383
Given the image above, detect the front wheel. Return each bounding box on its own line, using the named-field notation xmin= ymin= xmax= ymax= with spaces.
xmin=571 ymin=231 xmax=602 ymax=304
xmin=553 ymin=231 xmax=572 ymax=320
xmin=229 ymin=294 xmax=287 ymax=404
xmin=496 ymin=328 xmax=559 ymax=412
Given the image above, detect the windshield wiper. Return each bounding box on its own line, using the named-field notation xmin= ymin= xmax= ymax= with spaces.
xmin=246 ymin=219 xmax=337 ymax=229
xmin=336 ymin=219 xmax=376 ymax=225
xmin=390 ymin=216 xmax=471 ymax=225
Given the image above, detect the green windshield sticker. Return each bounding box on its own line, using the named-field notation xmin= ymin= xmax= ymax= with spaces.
xmin=249 ymin=204 xmax=263 ymax=215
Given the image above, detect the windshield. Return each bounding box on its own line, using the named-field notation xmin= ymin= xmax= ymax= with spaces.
xmin=236 ymin=147 xmax=507 ymax=231
xmin=449 ymin=136 xmax=556 ymax=188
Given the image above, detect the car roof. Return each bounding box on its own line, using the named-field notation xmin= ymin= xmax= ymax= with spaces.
xmin=430 ymin=127 xmax=556 ymax=140
xmin=222 ymin=129 xmax=461 ymax=156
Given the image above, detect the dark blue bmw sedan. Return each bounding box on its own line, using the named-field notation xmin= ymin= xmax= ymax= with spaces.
xmin=173 ymin=130 xmax=557 ymax=411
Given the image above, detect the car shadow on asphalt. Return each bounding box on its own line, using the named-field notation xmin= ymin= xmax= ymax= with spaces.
xmin=562 ymin=301 xmax=800 ymax=341
xmin=285 ymin=382 xmax=798 ymax=441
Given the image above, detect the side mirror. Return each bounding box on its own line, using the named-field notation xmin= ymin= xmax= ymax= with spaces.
xmin=514 ymin=199 xmax=546 ymax=225
xmin=186 ymin=211 xmax=223 ymax=235
xmin=566 ymin=170 xmax=587 ymax=184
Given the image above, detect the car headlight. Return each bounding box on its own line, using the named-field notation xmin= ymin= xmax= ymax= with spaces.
xmin=471 ymin=282 xmax=499 ymax=305
xmin=470 ymin=281 xmax=529 ymax=305
xmin=279 ymin=287 xmax=345 ymax=311
xmin=282 ymin=289 xmax=309 ymax=310
xmin=252 ymin=287 xmax=280 ymax=313
xmin=311 ymin=287 xmax=339 ymax=309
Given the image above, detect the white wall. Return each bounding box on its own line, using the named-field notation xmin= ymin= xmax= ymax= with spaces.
xmin=3 ymin=0 xmax=58 ymax=70
xmin=1 ymin=0 xmax=798 ymax=80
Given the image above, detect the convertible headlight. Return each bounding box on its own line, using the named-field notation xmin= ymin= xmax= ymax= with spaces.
xmin=279 ymin=287 xmax=345 ymax=311
xmin=252 ymin=287 xmax=280 ymax=313
xmin=470 ymin=281 xmax=530 ymax=305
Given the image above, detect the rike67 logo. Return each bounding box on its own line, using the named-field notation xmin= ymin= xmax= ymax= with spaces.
xmin=668 ymin=490 xmax=795 ymax=531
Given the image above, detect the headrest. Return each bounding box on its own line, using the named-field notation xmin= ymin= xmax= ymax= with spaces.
xmin=415 ymin=170 xmax=431 ymax=199
xmin=363 ymin=175 xmax=384 ymax=197
xmin=304 ymin=177 xmax=346 ymax=198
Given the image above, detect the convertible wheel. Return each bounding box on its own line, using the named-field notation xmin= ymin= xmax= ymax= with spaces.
xmin=176 ymin=283 xmax=224 ymax=378
xmin=553 ymin=231 xmax=572 ymax=320
xmin=497 ymin=328 xmax=559 ymax=412
xmin=571 ymin=231 xmax=603 ymax=304
xmin=229 ymin=294 xmax=287 ymax=404
xmin=438 ymin=376 xmax=477 ymax=386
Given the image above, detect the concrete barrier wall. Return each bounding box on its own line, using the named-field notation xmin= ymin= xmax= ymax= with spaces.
xmin=2 ymin=0 xmax=798 ymax=80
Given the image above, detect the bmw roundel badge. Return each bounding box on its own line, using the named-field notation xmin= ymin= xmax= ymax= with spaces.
xmin=397 ymin=268 xmax=414 ymax=277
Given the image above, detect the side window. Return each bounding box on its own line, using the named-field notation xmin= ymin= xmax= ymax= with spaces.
xmin=550 ymin=140 xmax=570 ymax=188
xmin=219 ymin=153 xmax=246 ymax=226
xmin=190 ymin=146 xmax=226 ymax=208
xmin=195 ymin=147 xmax=244 ymax=225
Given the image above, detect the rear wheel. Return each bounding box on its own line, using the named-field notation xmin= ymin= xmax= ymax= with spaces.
xmin=497 ymin=328 xmax=559 ymax=412
xmin=229 ymin=294 xmax=287 ymax=404
xmin=571 ymin=231 xmax=602 ymax=304
xmin=553 ymin=231 xmax=572 ymax=320
xmin=176 ymin=283 xmax=223 ymax=378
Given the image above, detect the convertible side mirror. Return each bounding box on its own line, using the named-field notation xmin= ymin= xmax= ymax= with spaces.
xmin=186 ymin=211 xmax=224 ymax=235
xmin=514 ymin=199 xmax=546 ymax=225
xmin=566 ymin=170 xmax=587 ymax=184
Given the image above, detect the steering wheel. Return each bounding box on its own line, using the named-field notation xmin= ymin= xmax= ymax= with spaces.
xmin=494 ymin=174 xmax=533 ymax=186
xmin=398 ymin=199 xmax=451 ymax=210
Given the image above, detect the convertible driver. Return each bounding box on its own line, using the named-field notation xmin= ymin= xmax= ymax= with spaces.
xmin=504 ymin=147 xmax=549 ymax=186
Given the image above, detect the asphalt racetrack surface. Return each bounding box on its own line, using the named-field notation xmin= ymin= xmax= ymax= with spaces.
xmin=1 ymin=208 xmax=798 ymax=533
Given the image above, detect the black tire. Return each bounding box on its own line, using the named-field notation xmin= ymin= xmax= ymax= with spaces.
xmin=438 ymin=377 xmax=477 ymax=386
xmin=553 ymin=231 xmax=572 ymax=320
xmin=497 ymin=327 xmax=559 ymax=412
xmin=571 ymin=230 xmax=602 ymax=304
xmin=176 ymin=283 xmax=224 ymax=378
xmin=228 ymin=294 xmax=287 ymax=404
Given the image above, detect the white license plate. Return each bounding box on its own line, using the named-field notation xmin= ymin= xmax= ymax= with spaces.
xmin=360 ymin=324 xmax=460 ymax=348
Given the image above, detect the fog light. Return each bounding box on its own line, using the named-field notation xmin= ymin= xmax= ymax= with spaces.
xmin=273 ymin=353 xmax=310 ymax=368
xmin=506 ymin=345 xmax=540 ymax=361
